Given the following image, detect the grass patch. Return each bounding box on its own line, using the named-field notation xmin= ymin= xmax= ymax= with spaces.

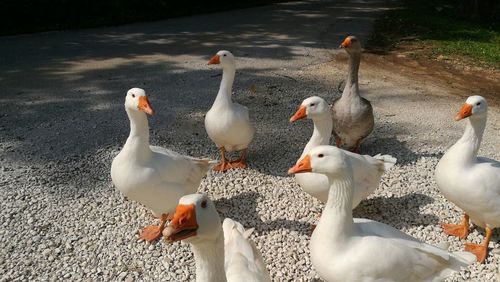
xmin=370 ymin=0 xmax=500 ymax=68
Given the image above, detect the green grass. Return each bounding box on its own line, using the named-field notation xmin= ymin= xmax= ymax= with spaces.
xmin=370 ymin=0 xmax=500 ymax=68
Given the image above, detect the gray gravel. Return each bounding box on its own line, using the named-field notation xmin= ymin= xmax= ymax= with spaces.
xmin=1 ymin=0 xmax=499 ymax=281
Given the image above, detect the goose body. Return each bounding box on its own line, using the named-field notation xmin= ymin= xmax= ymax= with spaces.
xmin=205 ymin=50 xmax=255 ymax=171
xmin=332 ymin=36 xmax=374 ymax=153
xmin=163 ymin=194 xmax=271 ymax=282
xmin=435 ymin=95 xmax=500 ymax=263
xmin=111 ymin=88 xmax=211 ymax=241
xmin=291 ymin=96 xmax=395 ymax=207
xmin=289 ymin=146 xmax=476 ymax=282
xmin=223 ymin=218 xmax=271 ymax=282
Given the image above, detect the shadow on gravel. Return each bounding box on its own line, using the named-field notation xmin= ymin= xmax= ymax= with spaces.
xmin=354 ymin=192 xmax=439 ymax=228
xmin=214 ymin=191 xmax=313 ymax=236
xmin=363 ymin=137 xmax=419 ymax=165
xmin=214 ymin=191 xmax=262 ymax=223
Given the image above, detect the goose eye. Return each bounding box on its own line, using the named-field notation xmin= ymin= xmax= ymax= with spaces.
xmin=131 ymin=94 xmax=135 ymax=98
xmin=318 ymin=154 xmax=324 ymax=158
xmin=201 ymin=200 xmax=207 ymax=208
xmin=223 ymin=54 xmax=227 ymax=57
xmin=310 ymin=103 xmax=315 ymax=107
xmin=476 ymin=102 xmax=480 ymax=106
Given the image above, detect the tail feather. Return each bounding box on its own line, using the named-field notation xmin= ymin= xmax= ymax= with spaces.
xmin=222 ymin=218 xmax=272 ymax=282
xmin=189 ymin=157 xmax=217 ymax=174
xmin=431 ymin=251 xmax=476 ymax=281
xmin=451 ymin=251 xmax=476 ymax=266
xmin=185 ymin=158 xmax=215 ymax=193
xmin=373 ymin=154 xmax=397 ymax=171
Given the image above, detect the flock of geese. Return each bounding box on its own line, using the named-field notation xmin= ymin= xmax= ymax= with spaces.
xmin=110 ymin=35 xmax=500 ymax=281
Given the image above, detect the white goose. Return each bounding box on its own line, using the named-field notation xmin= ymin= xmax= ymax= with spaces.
xmin=289 ymin=146 xmax=476 ymax=281
xmin=435 ymin=95 xmax=500 ymax=263
xmin=290 ymin=96 xmax=396 ymax=207
xmin=163 ymin=194 xmax=271 ymax=282
xmin=111 ymin=88 xmax=212 ymax=242
xmin=332 ymin=35 xmax=374 ymax=153
xmin=205 ymin=50 xmax=255 ymax=172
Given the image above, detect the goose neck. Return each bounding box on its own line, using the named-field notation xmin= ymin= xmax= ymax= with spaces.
xmin=302 ymin=115 xmax=333 ymax=157
xmin=315 ymin=173 xmax=355 ymax=242
xmin=191 ymin=230 xmax=227 ymax=282
xmin=124 ymin=108 xmax=152 ymax=161
xmin=342 ymin=52 xmax=361 ymax=99
xmin=452 ymin=115 xmax=486 ymax=163
xmin=214 ymin=65 xmax=235 ymax=106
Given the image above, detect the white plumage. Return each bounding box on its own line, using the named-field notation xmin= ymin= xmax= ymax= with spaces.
xmin=223 ymin=218 xmax=272 ymax=282
xmin=111 ymin=88 xmax=211 ymax=241
xmin=205 ymin=50 xmax=254 ymax=171
xmin=436 ymin=95 xmax=500 ymax=263
xmin=289 ymin=146 xmax=476 ymax=281
xmin=163 ymin=194 xmax=271 ymax=282
xmin=291 ymin=96 xmax=396 ymax=207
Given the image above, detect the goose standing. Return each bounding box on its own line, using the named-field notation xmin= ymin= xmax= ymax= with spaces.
xmin=289 ymin=146 xmax=476 ymax=281
xmin=163 ymin=194 xmax=271 ymax=282
xmin=435 ymin=95 xmax=500 ymax=263
xmin=332 ymin=35 xmax=374 ymax=153
xmin=290 ymin=96 xmax=396 ymax=207
xmin=205 ymin=50 xmax=255 ymax=172
xmin=111 ymin=88 xmax=212 ymax=242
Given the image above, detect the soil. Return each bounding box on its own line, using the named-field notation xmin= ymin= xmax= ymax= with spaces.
xmin=360 ymin=42 xmax=500 ymax=106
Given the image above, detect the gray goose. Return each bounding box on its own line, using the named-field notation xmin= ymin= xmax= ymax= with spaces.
xmin=331 ymin=35 xmax=374 ymax=153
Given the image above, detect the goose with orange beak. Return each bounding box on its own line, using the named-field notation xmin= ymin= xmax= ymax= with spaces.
xmin=205 ymin=50 xmax=255 ymax=172
xmin=111 ymin=88 xmax=212 ymax=242
xmin=163 ymin=194 xmax=271 ymax=282
xmin=290 ymin=96 xmax=396 ymax=207
xmin=436 ymin=95 xmax=500 ymax=263
xmin=331 ymin=35 xmax=374 ymax=153
xmin=289 ymin=146 xmax=476 ymax=281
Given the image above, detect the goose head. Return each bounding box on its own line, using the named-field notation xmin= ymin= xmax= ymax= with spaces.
xmin=125 ymin=88 xmax=154 ymax=115
xmin=290 ymin=96 xmax=330 ymax=122
xmin=288 ymin=145 xmax=349 ymax=177
xmin=455 ymin=95 xmax=487 ymax=121
xmin=340 ymin=35 xmax=362 ymax=54
xmin=163 ymin=194 xmax=222 ymax=245
xmin=208 ymin=50 xmax=235 ymax=69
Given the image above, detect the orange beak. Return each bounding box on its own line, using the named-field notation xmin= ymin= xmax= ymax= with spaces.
xmin=290 ymin=105 xmax=307 ymax=122
xmin=455 ymin=103 xmax=473 ymax=121
xmin=208 ymin=54 xmax=220 ymax=65
xmin=163 ymin=204 xmax=199 ymax=243
xmin=288 ymin=155 xmax=312 ymax=174
xmin=340 ymin=37 xmax=352 ymax=48
xmin=138 ymin=96 xmax=154 ymax=115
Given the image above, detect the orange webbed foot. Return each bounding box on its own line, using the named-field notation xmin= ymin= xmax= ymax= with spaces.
xmin=139 ymin=213 xmax=168 ymax=242
xmin=464 ymin=242 xmax=488 ymax=263
xmin=212 ymin=161 xmax=234 ymax=172
xmin=229 ymin=159 xmax=247 ymax=169
xmin=139 ymin=225 xmax=163 ymax=242
xmin=441 ymin=222 xmax=469 ymax=239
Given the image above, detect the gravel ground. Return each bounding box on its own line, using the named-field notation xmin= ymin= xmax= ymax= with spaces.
xmin=1 ymin=0 xmax=499 ymax=281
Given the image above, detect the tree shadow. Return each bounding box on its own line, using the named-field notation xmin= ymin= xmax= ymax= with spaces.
xmin=0 ymin=0 xmax=395 ymax=179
